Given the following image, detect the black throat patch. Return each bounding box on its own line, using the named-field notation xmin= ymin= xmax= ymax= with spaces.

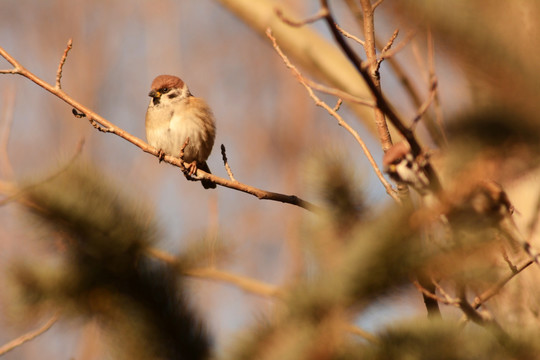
xmin=152 ymin=97 xmax=161 ymax=106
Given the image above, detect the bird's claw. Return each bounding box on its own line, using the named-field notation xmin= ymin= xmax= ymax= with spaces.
xmin=157 ymin=149 xmax=165 ymax=162
xmin=187 ymin=161 xmax=198 ymax=176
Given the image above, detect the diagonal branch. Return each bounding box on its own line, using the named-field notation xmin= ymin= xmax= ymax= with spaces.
xmin=266 ymin=28 xmax=399 ymax=202
xmin=275 ymin=7 xmax=328 ymax=27
xmin=335 ymin=24 xmax=365 ymax=46
xmin=0 ymin=45 xmax=320 ymax=212
xmin=471 ymin=259 xmax=534 ymax=310
xmin=319 ymin=0 xmax=443 ymax=195
xmin=0 ymin=314 xmax=58 ymax=356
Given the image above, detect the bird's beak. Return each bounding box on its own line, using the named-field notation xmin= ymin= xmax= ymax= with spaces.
xmin=148 ymin=89 xmax=161 ymax=98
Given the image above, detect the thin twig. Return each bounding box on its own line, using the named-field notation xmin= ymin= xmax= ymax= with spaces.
xmin=343 ymin=0 xmax=444 ymax=147
xmin=500 ymin=247 xmax=518 ymax=273
xmin=458 ymin=295 xmax=490 ymax=325
xmin=375 ymin=31 xmax=416 ymax=71
xmin=333 ymin=98 xmax=343 ymax=112
xmin=411 ymin=78 xmax=437 ymax=126
xmin=304 ymin=78 xmax=374 ymax=107
xmin=275 ymin=7 xmax=328 ymax=27
xmin=0 ymin=314 xmax=59 ymax=356
xmin=220 ymin=144 xmax=237 ymax=182
xmin=335 ymin=24 xmax=365 ymax=46
xmin=413 ymin=280 xmax=459 ymax=306
xmin=472 ymin=259 xmax=534 ymax=310
xmin=0 ymin=46 xmax=319 ymax=212
xmin=345 ymin=324 xmax=380 ymax=344
xmin=0 ymin=69 xmax=19 ymax=74
xmin=266 ymin=28 xmax=399 ymax=202
xmin=381 ymin=29 xmax=399 ymax=54
xmin=319 ymin=0 xmax=443 ymax=196
xmin=55 ymin=38 xmax=72 ymax=90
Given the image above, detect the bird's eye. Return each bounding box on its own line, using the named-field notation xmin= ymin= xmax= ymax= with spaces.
xmin=161 ymin=87 xmax=169 ymax=93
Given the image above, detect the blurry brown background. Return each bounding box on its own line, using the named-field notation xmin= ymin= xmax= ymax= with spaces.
xmin=2 ymin=0 xmax=539 ymax=359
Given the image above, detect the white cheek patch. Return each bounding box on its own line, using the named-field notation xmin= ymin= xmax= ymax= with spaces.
xmin=394 ymin=157 xmax=430 ymax=194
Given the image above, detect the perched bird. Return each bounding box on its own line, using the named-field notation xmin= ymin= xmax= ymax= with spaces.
xmin=383 ymin=142 xmax=431 ymax=196
xmin=146 ymin=75 xmax=216 ymax=189
xmin=384 ymin=142 xmax=442 ymax=317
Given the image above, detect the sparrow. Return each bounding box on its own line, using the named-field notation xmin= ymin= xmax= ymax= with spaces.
xmin=383 ymin=141 xmax=431 ymax=196
xmin=146 ymin=75 xmax=216 ymax=189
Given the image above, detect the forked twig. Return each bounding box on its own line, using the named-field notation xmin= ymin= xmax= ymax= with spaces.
xmin=266 ymin=28 xmax=399 ymax=202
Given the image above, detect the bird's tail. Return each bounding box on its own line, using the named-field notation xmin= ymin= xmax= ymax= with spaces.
xmin=199 ymin=162 xmax=216 ymax=189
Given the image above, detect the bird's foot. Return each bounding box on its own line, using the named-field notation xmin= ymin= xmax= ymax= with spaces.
xmin=187 ymin=161 xmax=198 ymax=176
xmin=157 ymin=149 xmax=165 ymax=163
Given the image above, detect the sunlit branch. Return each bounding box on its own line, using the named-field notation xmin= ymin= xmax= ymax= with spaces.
xmin=0 ymin=314 xmax=58 ymax=356
xmin=266 ymin=28 xmax=399 ymax=202
xmin=0 ymin=45 xmax=320 ymax=212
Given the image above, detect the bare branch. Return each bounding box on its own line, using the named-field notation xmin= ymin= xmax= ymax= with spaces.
xmin=345 ymin=324 xmax=380 ymax=344
xmin=266 ymin=28 xmax=399 ymax=202
xmin=0 ymin=69 xmax=19 ymax=74
xmin=413 ymin=280 xmax=459 ymax=306
xmin=0 ymin=314 xmax=58 ymax=356
xmin=375 ymin=30 xmax=415 ymax=71
xmin=335 ymin=24 xmax=365 ymax=46
xmin=275 ymin=7 xmax=328 ymax=27
xmin=303 ymin=78 xmax=374 ymax=107
xmin=0 ymin=46 xmax=23 ymax=73
xmin=501 ymin=247 xmax=518 ymax=273
xmin=472 ymin=259 xmax=534 ymax=310
xmin=319 ymin=0 xmax=443 ymax=197
xmin=333 ymin=98 xmax=343 ymax=112
xmin=0 ymin=46 xmax=319 ymax=212
xmin=411 ymin=77 xmax=437 ymax=126
xmin=381 ymin=29 xmax=399 ymax=56
xmin=55 ymin=38 xmax=72 ymax=90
